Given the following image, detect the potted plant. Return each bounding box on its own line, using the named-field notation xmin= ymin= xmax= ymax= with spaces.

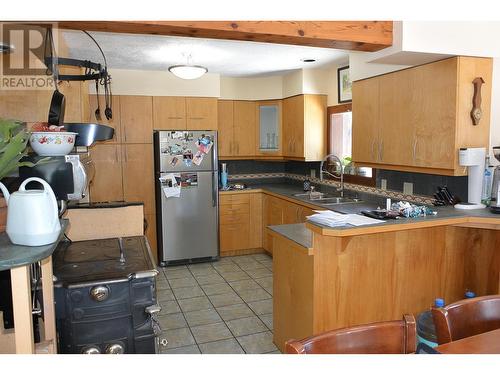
xmin=0 ymin=118 xmax=42 ymax=231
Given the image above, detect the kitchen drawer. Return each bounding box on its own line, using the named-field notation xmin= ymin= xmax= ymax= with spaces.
xmin=220 ymin=211 xmax=249 ymax=225
xmin=220 ymin=193 xmax=251 ymax=205
xmin=220 ymin=203 xmax=250 ymax=215
xmin=220 ymin=222 xmax=250 ymax=252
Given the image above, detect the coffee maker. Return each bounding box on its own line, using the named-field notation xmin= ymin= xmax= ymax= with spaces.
xmin=491 ymin=147 xmax=500 ymax=213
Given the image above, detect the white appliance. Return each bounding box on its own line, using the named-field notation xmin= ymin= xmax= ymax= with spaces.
xmin=0 ymin=177 xmax=61 ymax=246
xmin=455 ymin=147 xmax=486 ymax=210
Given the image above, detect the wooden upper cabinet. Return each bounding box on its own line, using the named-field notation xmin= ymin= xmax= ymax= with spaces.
xmin=120 ymin=96 xmax=153 ymax=143
xmin=303 ymin=94 xmax=327 ymax=161
xmin=352 ymin=56 xmax=492 ymax=176
xmin=233 ymin=101 xmax=257 ymax=157
xmin=352 ymin=77 xmax=380 ymax=164
xmin=411 ymin=59 xmax=458 ymax=170
xmin=89 ymin=144 xmax=124 ymax=203
xmin=186 ymin=97 xmax=218 ymax=130
xmin=121 ymin=144 xmax=155 ymax=215
xmin=88 ymin=94 xmax=121 ymax=143
xmin=256 ymin=100 xmax=283 ymax=156
xmin=283 ymin=95 xmax=303 ymax=158
xmin=283 ymin=94 xmax=326 ymax=161
xmin=153 ymin=96 xmax=187 ymax=130
xmin=217 ymin=100 xmax=234 ymax=158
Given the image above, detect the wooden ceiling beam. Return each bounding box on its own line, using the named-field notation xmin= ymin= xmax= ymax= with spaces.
xmin=54 ymin=21 xmax=393 ymax=52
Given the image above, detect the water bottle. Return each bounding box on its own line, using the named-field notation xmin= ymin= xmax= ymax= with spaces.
xmin=434 ymin=298 xmax=445 ymax=308
xmin=482 ymin=155 xmax=492 ymax=205
xmin=465 ymin=290 xmax=476 ymax=299
xmin=220 ymin=163 xmax=228 ymax=189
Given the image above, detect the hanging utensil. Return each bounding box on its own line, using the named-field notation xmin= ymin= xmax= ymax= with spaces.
xmin=95 ymin=79 xmax=102 ymax=121
xmin=47 ymin=89 xmax=66 ymax=126
xmin=104 ymin=75 xmax=113 ymax=120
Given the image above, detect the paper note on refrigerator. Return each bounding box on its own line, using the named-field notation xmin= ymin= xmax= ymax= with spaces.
xmin=160 ymin=174 xmax=181 ymax=198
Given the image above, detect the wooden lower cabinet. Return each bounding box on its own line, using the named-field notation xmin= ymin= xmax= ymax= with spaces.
xmin=263 ymin=195 xmax=316 ymax=254
xmin=273 ymin=234 xmax=314 ymax=352
xmin=262 ymin=195 xmax=285 ymax=254
xmin=145 ymin=213 xmax=157 ymax=264
xmin=89 ymin=144 xmax=124 ymax=203
xmin=122 ymin=144 xmax=155 ymax=215
xmin=271 ymin=225 xmax=500 ymax=352
xmin=90 ymin=143 xmax=156 ymax=258
xmin=219 ymin=192 xmax=262 ymax=255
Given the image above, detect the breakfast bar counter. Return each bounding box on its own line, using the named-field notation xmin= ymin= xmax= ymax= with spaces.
xmin=268 ymin=210 xmax=500 ymax=352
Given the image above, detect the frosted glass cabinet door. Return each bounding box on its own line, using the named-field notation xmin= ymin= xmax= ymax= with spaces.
xmin=258 ymin=101 xmax=282 ymax=153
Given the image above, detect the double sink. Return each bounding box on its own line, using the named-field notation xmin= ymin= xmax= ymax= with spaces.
xmin=292 ymin=191 xmax=362 ymax=205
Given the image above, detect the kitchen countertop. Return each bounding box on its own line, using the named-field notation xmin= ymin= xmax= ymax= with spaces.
xmin=0 ymin=219 xmax=68 ymax=271
xmin=268 ymin=223 xmax=312 ymax=249
xmin=220 ymin=182 xmax=500 ymax=241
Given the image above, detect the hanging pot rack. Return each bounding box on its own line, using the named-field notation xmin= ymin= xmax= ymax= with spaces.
xmin=43 ymin=28 xmax=113 ymax=121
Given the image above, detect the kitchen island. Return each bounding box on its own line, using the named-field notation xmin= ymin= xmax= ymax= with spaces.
xmin=268 ymin=209 xmax=500 ymax=352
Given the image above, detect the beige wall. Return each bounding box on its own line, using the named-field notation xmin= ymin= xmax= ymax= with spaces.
xmin=220 ymin=75 xmax=283 ymax=100
xmin=100 ymin=66 xmax=342 ymax=105
xmin=90 ymin=69 xmax=221 ymax=97
xmin=281 ymin=70 xmax=303 ymax=98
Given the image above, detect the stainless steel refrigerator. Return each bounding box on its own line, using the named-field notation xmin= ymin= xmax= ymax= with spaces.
xmin=154 ymin=130 xmax=219 ymax=266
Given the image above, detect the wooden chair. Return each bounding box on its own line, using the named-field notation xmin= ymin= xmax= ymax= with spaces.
xmin=431 ymin=294 xmax=500 ymax=345
xmin=285 ymin=315 xmax=416 ymax=354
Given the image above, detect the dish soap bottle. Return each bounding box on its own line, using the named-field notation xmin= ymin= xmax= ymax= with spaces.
xmin=303 ymin=176 xmax=311 ymax=192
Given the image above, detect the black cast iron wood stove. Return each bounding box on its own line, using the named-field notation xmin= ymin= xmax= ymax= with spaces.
xmin=52 ymin=236 xmax=161 ymax=354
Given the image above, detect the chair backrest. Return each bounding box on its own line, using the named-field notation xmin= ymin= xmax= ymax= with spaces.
xmin=285 ymin=315 xmax=416 ymax=354
xmin=431 ymin=294 xmax=500 ymax=345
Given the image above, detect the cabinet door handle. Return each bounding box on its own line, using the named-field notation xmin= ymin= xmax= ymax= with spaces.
xmin=379 ymin=141 xmax=383 ymax=161
xmin=168 ymin=116 xmax=183 ymax=120
xmin=413 ymin=138 xmax=418 ymax=162
xmin=115 ymin=146 xmax=119 ymax=162
xmin=371 ymin=140 xmax=376 ymax=161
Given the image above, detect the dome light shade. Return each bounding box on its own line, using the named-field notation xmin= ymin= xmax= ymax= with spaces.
xmin=168 ymin=65 xmax=208 ymax=80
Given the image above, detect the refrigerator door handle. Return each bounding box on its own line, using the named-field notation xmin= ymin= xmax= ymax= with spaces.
xmin=212 ymin=171 xmax=217 ymax=207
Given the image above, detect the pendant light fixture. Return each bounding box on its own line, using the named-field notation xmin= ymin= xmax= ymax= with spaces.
xmin=168 ymin=54 xmax=207 ymax=80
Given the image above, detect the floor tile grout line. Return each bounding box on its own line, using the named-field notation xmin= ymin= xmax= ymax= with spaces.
xmin=160 ymin=254 xmax=274 ymax=354
xmin=213 ymin=256 xmax=275 ymax=352
xmin=164 ymin=271 xmax=202 ymax=354
xmin=187 ymin=261 xmax=246 ymax=354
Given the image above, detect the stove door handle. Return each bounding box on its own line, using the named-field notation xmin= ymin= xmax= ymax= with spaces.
xmin=145 ymin=304 xmax=163 ymax=340
xmin=145 ymin=304 xmax=161 ymax=315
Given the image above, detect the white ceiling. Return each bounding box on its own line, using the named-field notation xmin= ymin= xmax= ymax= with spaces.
xmin=61 ymin=30 xmax=349 ymax=77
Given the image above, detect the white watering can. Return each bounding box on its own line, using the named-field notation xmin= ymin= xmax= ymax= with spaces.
xmin=0 ymin=177 xmax=61 ymax=246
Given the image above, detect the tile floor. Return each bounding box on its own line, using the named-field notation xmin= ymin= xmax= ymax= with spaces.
xmin=156 ymin=253 xmax=280 ymax=354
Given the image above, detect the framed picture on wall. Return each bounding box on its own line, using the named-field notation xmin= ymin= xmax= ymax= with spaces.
xmin=337 ymin=66 xmax=352 ymax=103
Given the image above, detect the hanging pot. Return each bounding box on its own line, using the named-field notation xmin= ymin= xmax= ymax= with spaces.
xmin=48 ymin=89 xmax=66 ymax=126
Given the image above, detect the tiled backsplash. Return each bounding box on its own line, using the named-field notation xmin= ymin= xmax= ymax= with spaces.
xmin=219 ymin=160 xmax=285 ymax=175
xmin=222 ymin=160 xmax=468 ymax=205
xmin=376 ymin=169 xmax=468 ymax=202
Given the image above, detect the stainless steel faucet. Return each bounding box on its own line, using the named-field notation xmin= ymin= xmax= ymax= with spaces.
xmin=319 ymin=153 xmax=344 ymax=197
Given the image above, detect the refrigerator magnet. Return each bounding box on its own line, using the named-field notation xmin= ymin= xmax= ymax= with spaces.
xmin=170 ymin=157 xmax=179 ymax=167
xmin=193 ymin=151 xmax=204 ymax=166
